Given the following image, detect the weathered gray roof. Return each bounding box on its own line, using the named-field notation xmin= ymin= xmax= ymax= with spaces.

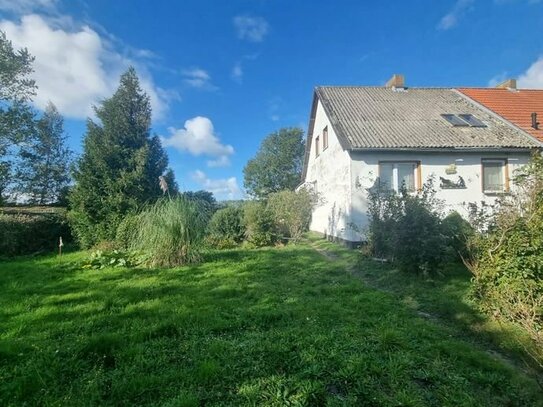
xmin=315 ymin=86 xmax=541 ymax=149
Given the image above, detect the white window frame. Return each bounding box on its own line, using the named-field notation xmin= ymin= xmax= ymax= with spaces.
xmin=378 ymin=161 xmax=420 ymax=192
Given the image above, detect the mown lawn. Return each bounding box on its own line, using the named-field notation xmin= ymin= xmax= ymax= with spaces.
xmin=0 ymin=241 xmax=541 ymax=406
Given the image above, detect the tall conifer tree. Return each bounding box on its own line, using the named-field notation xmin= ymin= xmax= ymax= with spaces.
xmin=69 ymin=67 xmax=172 ymax=247
xmin=17 ymin=102 xmax=72 ymax=204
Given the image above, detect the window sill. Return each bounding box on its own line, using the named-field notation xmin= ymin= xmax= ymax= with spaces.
xmin=483 ymin=191 xmax=510 ymax=196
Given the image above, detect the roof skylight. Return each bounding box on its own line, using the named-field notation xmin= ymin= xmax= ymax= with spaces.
xmin=458 ymin=114 xmax=486 ymax=127
xmin=441 ymin=113 xmax=486 ymax=127
xmin=441 ymin=114 xmax=469 ymax=126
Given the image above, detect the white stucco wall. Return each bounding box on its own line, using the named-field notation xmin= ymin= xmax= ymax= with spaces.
xmin=348 ymin=150 xmax=532 ymax=241
xmin=304 ymin=100 xmax=355 ymax=241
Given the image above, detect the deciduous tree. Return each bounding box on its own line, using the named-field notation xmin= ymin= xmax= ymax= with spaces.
xmin=243 ymin=127 xmax=304 ymax=198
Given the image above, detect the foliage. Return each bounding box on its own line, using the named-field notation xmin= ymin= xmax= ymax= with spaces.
xmin=441 ymin=211 xmax=474 ymax=260
xmin=207 ymin=206 xmax=245 ymax=247
xmin=267 ymin=189 xmax=315 ymax=243
xmin=182 ymin=190 xmax=217 ymax=210
xmin=115 ymin=212 xmax=141 ymax=249
xmin=0 ymin=30 xmax=37 ymax=203
xmin=243 ymin=201 xmax=277 ymax=247
xmin=80 ymin=249 xmax=141 ymax=270
xmin=465 ymin=154 xmax=543 ymax=367
xmin=68 ymin=67 xmax=174 ymax=247
xmin=0 ymin=208 xmax=71 ymax=256
xmin=243 ymin=127 xmax=305 ymax=198
xmin=367 ymin=179 xmax=449 ymax=274
xmin=1 ymin=243 xmax=541 ymax=405
xmin=16 ymin=102 xmax=72 ymax=204
xmin=129 ymin=196 xmax=211 ymax=267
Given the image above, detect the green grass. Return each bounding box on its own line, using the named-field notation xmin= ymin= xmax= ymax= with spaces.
xmin=1 ymin=240 xmax=542 ymax=406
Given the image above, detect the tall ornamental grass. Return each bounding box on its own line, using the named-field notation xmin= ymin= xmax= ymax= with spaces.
xmin=131 ymin=196 xmax=210 ymax=267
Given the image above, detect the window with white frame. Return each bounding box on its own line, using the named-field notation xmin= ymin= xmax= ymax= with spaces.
xmin=482 ymin=159 xmax=508 ymax=193
xmin=379 ymin=161 xmax=419 ymax=192
xmin=315 ymin=135 xmax=320 ymax=157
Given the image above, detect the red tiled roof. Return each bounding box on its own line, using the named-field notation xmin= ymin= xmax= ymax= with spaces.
xmin=458 ymin=88 xmax=543 ymax=142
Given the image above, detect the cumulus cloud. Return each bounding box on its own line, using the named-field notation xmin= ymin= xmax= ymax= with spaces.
xmin=192 ymin=170 xmax=243 ymax=200
xmin=437 ymin=0 xmax=474 ymax=30
xmin=233 ymin=15 xmax=269 ymax=42
xmin=182 ymin=68 xmax=215 ymax=89
xmin=0 ymin=14 xmax=172 ymax=119
xmin=161 ymin=116 xmax=234 ymax=167
xmin=518 ymin=56 xmax=543 ymax=88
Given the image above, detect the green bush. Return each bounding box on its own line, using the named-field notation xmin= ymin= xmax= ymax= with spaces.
xmin=128 ymin=197 xmax=211 ymax=267
xmin=243 ymin=201 xmax=277 ymax=247
xmin=466 ymin=154 xmax=543 ymax=366
xmin=441 ymin=211 xmax=474 ymax=260
xmin=0 ymin=210 xmax=71 ymax=256
xmin=367 ymin=179 xmax=448 ymax=275
xmin=207 ymin=206 xmax=245 ymax=246
xmin=267 ymin=189 xmax=314 ymax=243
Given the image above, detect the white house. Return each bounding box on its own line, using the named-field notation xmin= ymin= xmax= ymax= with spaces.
xmin=299 ymin=75 xmax=542 ymax=244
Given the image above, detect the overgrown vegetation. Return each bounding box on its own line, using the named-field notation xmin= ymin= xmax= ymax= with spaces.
xmin=367 ymin=179 xmax=459 ymax=274
xmin=1 ymin=242 xmax=541 ymax=406
xmin=127 ymin=196 xmax=211 ymax=267
xmin=465 ymin=154 xmax=543 ymax=367
xmin=268 ymin=189 xmax=315 ymax=243
xmin=243 ymin=201 xmax=277 ymax=247
xmin=207 ymin=205 xmax=246 ymax=248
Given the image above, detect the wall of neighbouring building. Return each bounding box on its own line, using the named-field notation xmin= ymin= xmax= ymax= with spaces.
xmin=348 ymin=150 xmax=532 ymax=241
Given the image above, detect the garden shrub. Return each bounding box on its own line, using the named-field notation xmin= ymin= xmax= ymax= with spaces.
xmin=367 ymin=179 xmax=448 ymax=274
xmin=267 ymin=189 xmax=315 ymax=243
xmin=127 ymin=196 xmax=211 ymax=267
xmin=243 ymin=201 xmax=277 ymax=247
xmin=0 ymin=209 xmax=71 ymax=256
xmin=441 ymin=211 xmax=474 ymax=261
xmin=207 ymin=206 xmax=245 ymax=248
xmin=465 ymin=154 xmax=543 ymax=366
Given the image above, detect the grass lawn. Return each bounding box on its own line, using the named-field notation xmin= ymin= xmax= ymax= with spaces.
xmin=1 ymin=239 xmax=542 ymax=406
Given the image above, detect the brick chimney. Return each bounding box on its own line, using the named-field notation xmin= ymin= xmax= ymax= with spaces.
xmin=386 ymin=74 xmax=405 ymax=89
xmin=495 ymin=78 xmax=517 ymax=90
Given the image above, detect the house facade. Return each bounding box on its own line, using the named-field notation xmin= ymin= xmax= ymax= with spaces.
xmin=300 ymin=76 xmax=542 ymax=243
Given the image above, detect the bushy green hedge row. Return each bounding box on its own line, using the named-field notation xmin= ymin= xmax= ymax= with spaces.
xmin=0 ymin=210 xmax=71 ymax=256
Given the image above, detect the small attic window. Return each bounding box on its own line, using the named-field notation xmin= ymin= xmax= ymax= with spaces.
xmin=441 ymin=114 xmax=469 ymax=126
xmin=458 ymin=114 xmax=486 ymax=127
xmin=441 ymin=113 xmax=487 ymax=127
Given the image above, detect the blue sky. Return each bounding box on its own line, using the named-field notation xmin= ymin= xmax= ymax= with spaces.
xmin=1 ymin=0 xmax=542 ymax=199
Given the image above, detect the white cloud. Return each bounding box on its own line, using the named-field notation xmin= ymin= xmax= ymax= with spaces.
xmin=0 ymin=14 xmax=172 ymax=120
xmin=182 ymin=68 xmax=215 ymax=89
xmin=192 ymin=170 xmax=244 ymax=200
xmin=231 ymin=62 xmax=243 ymax=83
xmin=233 ymin=15 xmax=269 ymax=42
xmin=268 ymin=97 xmax=282 ymax=121
xmin=518 ymin=56 xmax=543 ymax=88
xmin=161 ymin=116 xmax=234 ymax=167
xmin=437 ymin=0 xmax=474 ymax=30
